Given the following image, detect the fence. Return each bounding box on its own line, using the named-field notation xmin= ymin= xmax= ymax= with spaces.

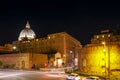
xmin=39 ymin=67 xmax=73 ymax=73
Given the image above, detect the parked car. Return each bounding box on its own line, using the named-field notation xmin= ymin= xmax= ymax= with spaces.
xmin=83 ymin=76 xmax=101 ymax=80
xmin=65 ymin=73 xmax=80 ymax=80
xmin=65 ymin=74 xmax=75 ymax=80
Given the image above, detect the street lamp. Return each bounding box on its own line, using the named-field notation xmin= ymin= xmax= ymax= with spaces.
xmin=13 ymin=46 xmax=18 ymax=52
xmin=13 ymin=46 xmax=16 ymax=50
xmin=108 ymin=35 xmax=110 ymax=80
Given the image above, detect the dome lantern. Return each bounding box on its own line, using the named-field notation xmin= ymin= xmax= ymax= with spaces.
xmin=26 ymin=21 xmax=30 ymax=28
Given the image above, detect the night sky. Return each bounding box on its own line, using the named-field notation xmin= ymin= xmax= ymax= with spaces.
xmin=0 ymin=1 xmax=120 ymax=45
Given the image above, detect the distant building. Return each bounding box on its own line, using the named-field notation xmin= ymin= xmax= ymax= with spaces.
xmin=78 ymin=29 xmax=120 ymax=78
xmin=0 ymin=44 xmax=13 ymax=53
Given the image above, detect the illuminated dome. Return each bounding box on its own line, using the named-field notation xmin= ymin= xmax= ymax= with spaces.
xmin=18 ymin=21 xmax=36 ymax=41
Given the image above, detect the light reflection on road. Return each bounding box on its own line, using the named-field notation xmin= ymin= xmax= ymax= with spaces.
xmin=0 ymin=70 xmax=66 ymax=80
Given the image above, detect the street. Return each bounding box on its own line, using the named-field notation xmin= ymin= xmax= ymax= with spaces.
xmin=0 ymin=70 xmax=66 ymax=80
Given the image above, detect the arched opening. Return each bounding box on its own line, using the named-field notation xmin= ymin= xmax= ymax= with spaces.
xmin=21 ymin=60 xmax=25 ymax=69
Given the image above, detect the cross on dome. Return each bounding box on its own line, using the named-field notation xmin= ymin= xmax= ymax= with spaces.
xmin=25 ymin=21 xmax=30 ymax=28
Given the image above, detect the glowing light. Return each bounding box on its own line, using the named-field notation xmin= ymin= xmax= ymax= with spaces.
xmin=70 ymin=51 xmax=73 ymax=53
xmin=63 ymin=55 xmax=66 ymax=57
xmin=97 ymin=35 xmax=99 ymax=38
xmin=102 ymin=35 xmax=104 ymax=38
xmin=57 ymin=59 xmax=62 ymax=67
xmin=13 ymin=46 xmax=16 ymax=50
xmin=102 ymin=42 xmax=105 ymax=45
xmin=102 ymin=42 xmax=106 ymax=52
xmin=58 ymin=59 xmax=62 ymax=64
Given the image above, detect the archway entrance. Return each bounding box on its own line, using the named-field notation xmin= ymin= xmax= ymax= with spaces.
xmin=21 ymin=60 xmax=25 ymax=69
xmin=55 ymin=52 xmax=62 ymax=67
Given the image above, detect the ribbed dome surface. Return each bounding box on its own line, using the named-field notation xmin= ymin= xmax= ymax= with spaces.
xmin=18 ymin=21 xmax=36 ymax=41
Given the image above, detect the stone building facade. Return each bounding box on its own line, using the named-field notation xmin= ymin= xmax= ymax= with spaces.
xmin=13 ymin=32 xmax=82 ymax=67
xmin=78 ymin=29 xmax=120 ymax=78
xmin=0 ymin=44 xmax=13 ymax=53
xmin=0 ymin=53 xmax=48 ymax=69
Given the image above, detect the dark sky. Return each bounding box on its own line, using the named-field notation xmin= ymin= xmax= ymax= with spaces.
xmin=0 ymin=0 xmax=120 ymax=45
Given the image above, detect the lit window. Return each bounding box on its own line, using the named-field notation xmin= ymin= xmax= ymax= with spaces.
xmin=70 ymin=51 xmax=73 ymax=54
xmin=36 ymin=39 xmax=38 ymax=41
xmin=97 ymin=35 xmax=99 ymax=38
xmin=58 ymin=59 xmax=62 ymax=64
xmin=48 ymin=36 xmax=50 ymax=39
xmin=102 ymin=35 xmax=104 ymax=38
xmin=63 ymin=55 xmax=66 ymax=57
xmin=108 ymin=34 xmax=110 ymax=37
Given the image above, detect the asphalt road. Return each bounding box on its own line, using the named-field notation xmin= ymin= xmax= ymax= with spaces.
xmin=0 ymin=70 xmax=66 ymax=80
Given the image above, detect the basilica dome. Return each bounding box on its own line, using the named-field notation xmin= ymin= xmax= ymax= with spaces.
xmin=18 ymin=21 xmax=36 ymax=41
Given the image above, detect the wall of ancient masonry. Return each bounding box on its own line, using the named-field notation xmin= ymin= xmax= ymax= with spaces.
xmin=0 ymin=53 xmax=48 ymax=69
xmin=78 ymin=44 xmax=120 ymax=76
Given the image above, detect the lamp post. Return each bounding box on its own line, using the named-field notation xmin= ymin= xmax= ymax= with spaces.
xmin=108 ymin=35 xmax=110 ymax=80
xmin=102 ymin=42 xmax=107 ymax=79
xmin=70 ymin=50 xmax=74 ymax=67
xmin=102 ymin=40 xmax=110 ymax=80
